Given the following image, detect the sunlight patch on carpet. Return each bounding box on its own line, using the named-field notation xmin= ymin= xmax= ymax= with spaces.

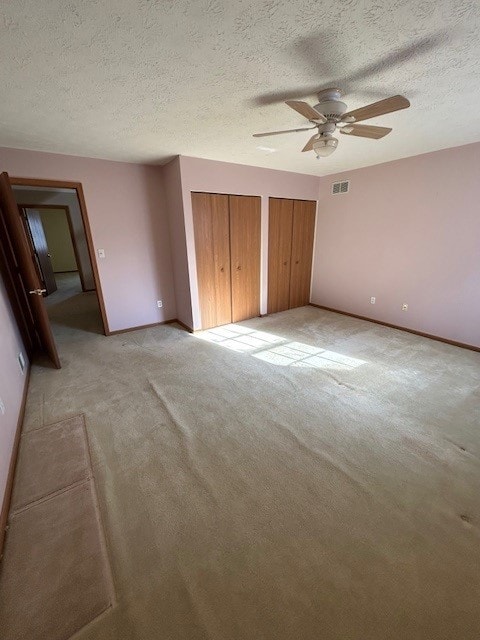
xmin=195 ymin=324 xmax=366 ymax=370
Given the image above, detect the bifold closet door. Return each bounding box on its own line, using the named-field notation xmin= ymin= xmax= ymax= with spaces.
xmin=289 ymin=199 xmax=316 ymax=308
xmin=268 ymin=198 xmax=293 ymax=314
xmin=229 ymin=195 xmax=261 ymax=323
xmin=192 ymin=192 xmax=232 ymax=329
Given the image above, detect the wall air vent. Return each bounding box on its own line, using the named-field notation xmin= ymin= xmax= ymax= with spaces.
xmin=332 ymin=180 xmax=350 ymax=195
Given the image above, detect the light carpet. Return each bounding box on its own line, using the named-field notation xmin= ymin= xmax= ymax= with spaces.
xmin=10 ymin=415 xmax=90 ymax=510
xmin=1 ymin=481 xmax=113 ymax=640
xmin=0 ymin=412 xmax=114 ymax=640
xmin=2 ymin=273 xmax=480 ymax=640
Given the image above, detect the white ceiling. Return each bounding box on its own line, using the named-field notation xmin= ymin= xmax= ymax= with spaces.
xmin=1 ymin=0 xmax=479 ymax=176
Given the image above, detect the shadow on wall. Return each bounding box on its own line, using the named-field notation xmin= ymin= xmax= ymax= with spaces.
xmin=140 ymin=166 xmax=176 ymax=319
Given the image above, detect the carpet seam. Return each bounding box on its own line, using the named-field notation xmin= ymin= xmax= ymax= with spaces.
xmin=80 ymin=413 xmax=118 ymax=610
xmin=22 ymin=411 xmax=84 ymax=435
xmin=9 ymin=476 xmax=93 ymax=517
xmin=68 ymin=604 xmax=115 ymax=640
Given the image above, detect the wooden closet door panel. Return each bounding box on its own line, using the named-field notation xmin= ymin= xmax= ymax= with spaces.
xmin=267 ymin=198 xmax=293 ymax=314
xmin=289 ymin=200 xmax=316 ymax=309
xmin=211 ymin=195 xmax=232 ymax=326
xmin=229 ymin=195 xmax=261 ymax=323
xmin=192 ymin=192 xmax=231 ymax=329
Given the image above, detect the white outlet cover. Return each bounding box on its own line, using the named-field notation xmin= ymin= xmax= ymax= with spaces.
xmin=157 ymin=300 xmax=163 ymax=308
xmin=97 ymin=248 xmax=106 ymax=258
xmin=370 ymin=297 xmax=376 ymax=304
xmin=402 ymin=303 xmax=408 ymax=311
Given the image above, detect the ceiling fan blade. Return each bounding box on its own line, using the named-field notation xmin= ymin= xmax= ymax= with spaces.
xmin=302 ymin=134 xmax=319 ymax=152
xmin=253 ymin=126 xmax=316 ymax=138
xmin=340 ymin=124 xmax=392 ymax=139
xmin=342 ymin=95 xmax=410 ymax=123
xmin=285 ymin=100 xmax=327 ymax=123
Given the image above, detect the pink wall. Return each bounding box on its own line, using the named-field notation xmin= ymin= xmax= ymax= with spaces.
xmin=312 ymin=142 xmax=480 ymax=347
xmin=0 ymin=275 xmax=28 ymax=516
xmin=0 ymin=147 xmax=176 ymax=332
xmin=178 ymin=156 xmax=319 ymax=329
xmin=162 ymin=157 xmax=193 ymax=328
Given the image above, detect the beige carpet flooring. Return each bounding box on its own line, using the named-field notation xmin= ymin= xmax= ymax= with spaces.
xmin=10 ymin=415 xmax=90 ymax=511
xmin=0 ymin=415 xmax=114 ymax=639
xmin=2 ymin=273 xmax=480 ymax=639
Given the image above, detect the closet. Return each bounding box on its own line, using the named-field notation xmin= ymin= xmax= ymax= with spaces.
xmin=192 ymin=192 xmax=261 ymax=330
xmin=268 ymin=198 xmax=316 ymax=314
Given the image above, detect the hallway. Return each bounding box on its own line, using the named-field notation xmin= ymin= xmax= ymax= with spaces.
xmin=45 ymin=271 xmax=103 ymax=337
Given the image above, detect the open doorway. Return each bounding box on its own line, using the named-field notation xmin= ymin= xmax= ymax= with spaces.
xmin=0 ymin=174 xmax=109 ymax=368
xmin=12 ymin=183 xmax=107 ymax=339
xmin=17 ymin=199 xmax=104 ymax=337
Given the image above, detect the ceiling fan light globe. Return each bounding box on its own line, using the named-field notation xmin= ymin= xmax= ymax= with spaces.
xmin=313 ymin=137 xmax=338 ymax=158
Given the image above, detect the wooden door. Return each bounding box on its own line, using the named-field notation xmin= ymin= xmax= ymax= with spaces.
xmin=192 ymin=192 xmax=232 ymax=329
xmin=289 ymin=199 xmax=316 ymax=309
xmin=0 ymin=173 xmax=60 ymax=368
xmin=0 ymin=206 xmax=38 ymax=357
xmin=229 ymin=195 xmax=261 ymax=323
xmin=267 ymin=198 xmax=293 ymax=314
xmin=22 ymin=208 xmax=57 ymax=295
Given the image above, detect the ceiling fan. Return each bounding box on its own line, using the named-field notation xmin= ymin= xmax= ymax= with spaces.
xmin=253 ymin=88 xmax=410 ymax=158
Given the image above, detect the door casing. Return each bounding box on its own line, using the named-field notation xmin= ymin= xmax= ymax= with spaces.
xmin=10 ymin=177 xmax=109 ymax=335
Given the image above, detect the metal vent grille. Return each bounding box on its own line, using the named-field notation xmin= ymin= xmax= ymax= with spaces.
xmin=332 ymin=180 xmax=350 ymax=195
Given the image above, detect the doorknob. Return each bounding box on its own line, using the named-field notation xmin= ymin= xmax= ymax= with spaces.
xmin=29 ymin=289 xmax=46 ymax=296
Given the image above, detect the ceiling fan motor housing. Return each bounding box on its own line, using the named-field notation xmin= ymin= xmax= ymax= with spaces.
xmin=314 ymin=88 xmax=347 ymax=121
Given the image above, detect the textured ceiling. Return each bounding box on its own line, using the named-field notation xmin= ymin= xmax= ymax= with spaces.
xmin=1 ymin=0 xmax=480 ymax=175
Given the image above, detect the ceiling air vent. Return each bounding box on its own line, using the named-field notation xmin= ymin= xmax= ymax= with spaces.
xmin=332 ymin=180 xmax=350 ymax=195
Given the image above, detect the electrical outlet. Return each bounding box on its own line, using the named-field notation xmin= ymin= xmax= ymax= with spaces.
xmin=97 ymin=248 xmax=106 ymax=259
xmin=0 ymin=398 xmax=5 ymax=416
xmin=402 ymin=303 xmax=408 ymax=311
xmin=157 ymin=300 xmax=163 ymax=308
xmin=370 ymin=297 xmax=376 ymax=304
